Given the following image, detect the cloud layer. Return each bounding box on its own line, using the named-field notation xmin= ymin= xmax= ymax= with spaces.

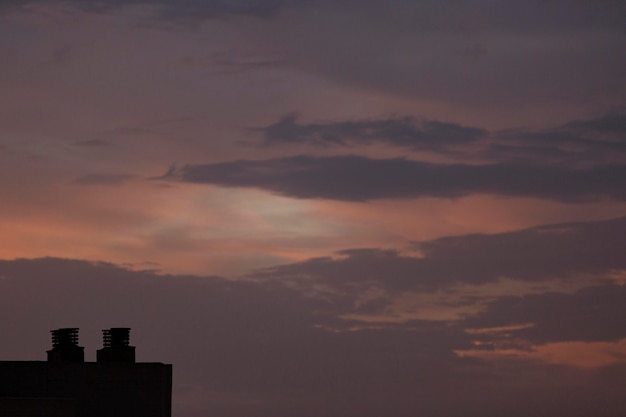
xmin=1 ymin=2 xmax=625 ymax=417
xmin=1 ymin=0 xmax=286 ymax=19
xmin=167 ymin=155 xmax=626 ymax=202
xmin=257 ymin=216 xmax=626 ymax=294
xmin=2 ymin=217 xmax=626 ymax=417
xmin=254 ymin=113 xmax=486 ymax=151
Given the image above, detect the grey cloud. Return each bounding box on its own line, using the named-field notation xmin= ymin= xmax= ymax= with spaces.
xmin=488 ymin=112 xmax=626 ymax=165
xmin=465 ymin=284 xmax=626 ymax=346
xmin=416 ymin=216 xmax=626 ymax=283
xmin=1 ymin=0 xmax=286 ymax=19
xmin=0 ymin=257 xmax=470 ymax=417
xmin=1 ymin=256 xmax=625 ymax=417
xmin=485 ymin=140 xmax=626 ymax=166
xmin=145 ymin=0 xmax=285 ymax=21
xmin=252 ymin=112 xmax=626 ymax=166
xmin=8 ymin=0 xmax=624 ymax=31
xmin=256 ymin=216 xmax=626 ymax=293
xmin=255 ymin=216 xmax=626 ymax=352
xmin=165 ymin=155 xmax=626 ymax=202
xmin=0 ymin=0 xmax=28 ymax=12
xmin=253 ymin=113 xmax=486 ymax=151
xmin=5 ymin=1 xmax=625 ymax=113
xmin=500 ymin=130 xmax=625 ymax=153
xmin=73 ymin=173 xmax=135 ymax=186
xmin=272 ymin=1 xmax=626 ymax=111
xmin=565 ymin=112 xmax=626 ymax=133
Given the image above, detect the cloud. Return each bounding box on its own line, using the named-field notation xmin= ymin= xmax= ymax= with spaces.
xmin=1 ymin=255 xmax=625 ymax=416
xmin=466 ymin=284 xmax=626 ymax=345
xmin=251 ymin=111 xmax=626 ymax=165
xmin=164 ymin=155 xmax=626 ymax=202
xmin=73 ymin=173 xmax=136 ymax=186
xmin=488 ymin=112 xmax=626 ymax=165
xmin=565 ymin=112 xmax=626 ymax=133
xmin=485 ymin=139 xmax=625 ymax=166
xmin=415 ymin=216 xmax=626 ymax=284
xmin=251 ymin=215 xmax=626 ymax=368
xmin=255 ymin=216 xmax=626 ymax=294
xmin=0 ymin=0 xmax=286 ymax=20
xmin=253 ymin=113 xmax=486 ymax=151
xmin=264 ymin=1 xmax=626 ymax=114
xmin=0 ymin=257 xmax=468 ymax=416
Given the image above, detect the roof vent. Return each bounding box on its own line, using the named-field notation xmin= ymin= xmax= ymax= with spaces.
xmin=47 ymin=328 xmax=84 ymax=363
xmin=97 ymin=328 xmax=136 ymax=363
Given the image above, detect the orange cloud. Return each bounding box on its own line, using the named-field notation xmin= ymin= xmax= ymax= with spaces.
xmin=456 ymin=339 xmax=626 ymax=369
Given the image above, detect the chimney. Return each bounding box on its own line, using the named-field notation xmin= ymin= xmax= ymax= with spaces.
xmin=97 ymin=328 xmax=136 ymax=363
xmin=47 ymin=328 xmax=85 ymax=363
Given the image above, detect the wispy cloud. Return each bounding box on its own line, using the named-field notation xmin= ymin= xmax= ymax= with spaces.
xmin=256 ymin=216 xmax=626 ymax=294
xmin=252 ymin=113 xmax=486 ymax=151
xmin=73 ymin=173 xmax=136 ymax=186
xmin=1 ymin=253 xmax=625 ymax=416
xmin=488 ymin=112 xmax=626 ymax=165
xmin=1 ymin=0 xmax=287 ymax=20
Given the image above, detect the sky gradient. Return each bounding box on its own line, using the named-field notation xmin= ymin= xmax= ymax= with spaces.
xmin=1 ymin=1 xmax=625 ymax=416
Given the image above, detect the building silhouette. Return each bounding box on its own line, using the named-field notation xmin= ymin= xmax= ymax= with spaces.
xmin=0 ymin=328 xmax=172 ymax=417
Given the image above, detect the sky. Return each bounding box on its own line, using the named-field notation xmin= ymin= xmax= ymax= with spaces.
xmin=0 ymin=0 xmax=625 ymax=416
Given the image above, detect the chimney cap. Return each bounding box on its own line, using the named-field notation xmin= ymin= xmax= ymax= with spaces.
xmin=98 ymin=327 xmax=135 ymax=363
xmin=102 ymin=327 xmax=132 ymax=348
xmin=50 ymin=328 xmax=80 ymax=348
xmin=48 ymin=328 xmax=84 ymax=363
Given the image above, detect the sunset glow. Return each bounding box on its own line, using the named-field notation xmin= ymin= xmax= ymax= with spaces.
xmin=1 ymin=1 xmax=625 ymax=416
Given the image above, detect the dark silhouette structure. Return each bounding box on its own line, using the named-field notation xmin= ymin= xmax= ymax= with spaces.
xmin=97 ymin=328 xmax=136 ymax=363
xmin=47 ymin=328 xmax=84 ymax=364
xmin=0 ymin=328 xmax=172 ymax=417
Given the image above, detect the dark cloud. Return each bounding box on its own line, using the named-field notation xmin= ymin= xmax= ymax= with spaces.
xmin=488 ymin=112 xmax=626 ymax=165
xmin=498 ymin=130 xmax=625 ymax=155
xmin=73 ymin=173 xmax=135 ymax=186
xmin=253 ymin=113 xmax=486 ymax=151
xmin=1 ymin=0 xmax=286 ymax=20
xmin=251 ymin=111 xmax=626 ymax=165
xmin=0 ymin=257 xmax=469 ymax=417
xmin=5 ymin=0 xmax=625 ymax=30
xmin=416 ymin=216 xmax=626 ymax=283
xmin=466 ymin=284 xmax=626 ymax=346
xmin=484 ymin=140 xmax=625 ymax=166
xmin=164 ymin=155 xmax=626 ymax=202
xmin=257 ymin=216 xmax=626 ymax=294
xmin=267 ymin=1 xmax=626 ymax=111
xmin=1 ymin=256 xmax=625 ymax=417
xmin=0 ymin=0 xmax=28 ymax=12
xmin=4 ymin=0 xmax=624 ymax=112
xmin=565 ymin=112 xmax=626 ymax=133
xmin=254 ymin=216 xmax=626 ymax=366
